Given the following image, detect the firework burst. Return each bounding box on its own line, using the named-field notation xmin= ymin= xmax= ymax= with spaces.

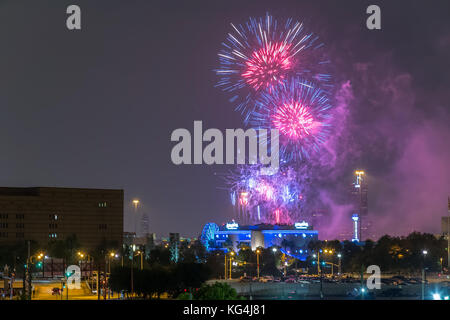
xmin=215 ymin=13 xmax=332 ymax=122
xmin=251 ymin=79 xmax=332 ymax=162
xmin=224 ymin=165 xmax=310 ymax=225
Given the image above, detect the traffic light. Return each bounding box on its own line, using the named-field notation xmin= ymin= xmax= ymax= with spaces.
xmin=36 ymin=262 xmax=43 ymax=268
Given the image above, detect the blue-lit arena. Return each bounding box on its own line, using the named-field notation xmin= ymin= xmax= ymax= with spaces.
xmin=201 ymin=221 xmax=318 ymax=261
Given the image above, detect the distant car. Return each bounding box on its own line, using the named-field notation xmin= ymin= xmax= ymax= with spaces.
xmin=51 ymin=288 xmax=60 ymax=295
xmin=285 ymin=278 xmax=296 ymax=283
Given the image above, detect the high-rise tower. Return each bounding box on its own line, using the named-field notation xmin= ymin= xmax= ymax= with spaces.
xmin=351 ymin=170 xmax=370 ymax=241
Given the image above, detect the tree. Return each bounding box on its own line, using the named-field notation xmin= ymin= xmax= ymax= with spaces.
xmin=206 ymin=251 xmax=226 ymax=279
xmin=191 ymin=282 xmax=244 ymax=300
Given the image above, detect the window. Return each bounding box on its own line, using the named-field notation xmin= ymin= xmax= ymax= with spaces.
xmin=48 ymin=233 xmax=58 ymax=238
xmin=98 ymin=202 xmax=107 ymax=208
xmin=0 ymin=214 xmax=8 ymax=219
xmin=99 ymin=224 xmax=107 ymax=230
xmin=0 ymin=223 xmax=7 ymax=228
xmin=16 ymin=223 xmax=24 ymax=229
xmin=16 ymin=214 xmax=25 ymax=219
xmin=0 ymin=232 xmax=8 ymax=238
xmin=49 ymin=214 xmax=58 ymax=221
xmin=49 ymin=223 xmax=58 ymax=229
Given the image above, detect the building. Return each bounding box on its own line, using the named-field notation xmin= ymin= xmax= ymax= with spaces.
xmin=0 ymin=187 xmax=123 ymax=250
xmin=140 ymin=212 xmax=150 ymax=237
xmin=169 ymin=233 xmax=180 ymax=263
xmin=123 ymin=231 xmax=137 ymax=247
xmin=350 ymin=170 xmax=373 ymax=240
xmin=201 ymin=221 xmax=318 ymax=261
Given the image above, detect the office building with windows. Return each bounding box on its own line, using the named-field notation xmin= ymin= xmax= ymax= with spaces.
xmin=0 ymin=187 xmax=123 ymax=249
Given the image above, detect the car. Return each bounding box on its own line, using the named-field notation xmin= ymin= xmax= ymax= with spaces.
xmin=51 ymin=287 xmax=60 ymax=295
xmin=285 ymin=278 xmax=296 ymax=283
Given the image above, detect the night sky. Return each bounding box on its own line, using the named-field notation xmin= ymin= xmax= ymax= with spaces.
xmin=1 ymin=0 xmax=449 ymax=238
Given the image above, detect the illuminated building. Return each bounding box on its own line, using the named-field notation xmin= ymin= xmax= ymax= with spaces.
xmin=0 ymin=187 xmax=123 ymax=250
xmin=351 ymin=213 xmax=359 ymax=242
xmin=169 ymin=232 xmax=180 ymax=263
xmin=200 ymin=221 xmax=318 ymax=261
xmin=351 ymin=170 xmax=371 ymax=240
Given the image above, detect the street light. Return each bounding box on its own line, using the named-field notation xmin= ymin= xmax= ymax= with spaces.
xmin=229 ymin=251 xmax=235 ymax=280
xmin=422 ymin=249 xmax=428 ymax=300
xmin=77 ymin=251 xmax=95 ymax=296
xmin=337 ymin=253 xmax=342 ymax=275
xmin=132 ymin=199 xmax=140 ymax=236
xmin=136 ymin=250 xmax=144 ymax=270
xmin=256 ymin=249 xmax=261 ymax=279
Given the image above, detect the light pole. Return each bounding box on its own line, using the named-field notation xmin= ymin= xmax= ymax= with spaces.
xmin=229 ymin=251 xmax=235 ymax=280
xmin=131 ymin=244 xmax=136 ymax=299
xmin=313 ymin=250 xmax=321 ymax=274
xmin=337 ymin=253 xmax=342 ymax=275
xmin=27 ymin=251 xmax=45 ymax=300
xmin=224 ymin=253 xmax=227 ymax=280
xmin=132 ymin=199 xmax=140 ymax=236
xmin=78 ymin=251 xmax=94 ymax=293
xmin=137 ymin=250 xmax=143 ymax=270
xmin=106 ymin=252 xmax=117 ymax=299
xmin=422 ymin=249 xmax=428 ymax=300
xmin=256 ymin=249 xmax=261 ymax=279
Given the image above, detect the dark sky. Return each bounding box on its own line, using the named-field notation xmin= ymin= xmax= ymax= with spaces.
xmin=1 ymin=0 xmax=449 ymax=238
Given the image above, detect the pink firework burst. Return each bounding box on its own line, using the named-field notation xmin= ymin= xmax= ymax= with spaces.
xmin=272 ymin=101 xmax=317 ymax=140
xmin=242 ymin=42 xmax=293 ymax=91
